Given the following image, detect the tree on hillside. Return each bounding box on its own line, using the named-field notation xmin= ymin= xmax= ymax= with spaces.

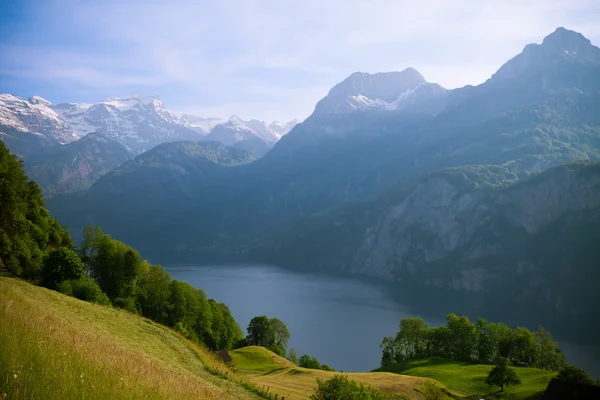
xmin=269 ymin=317 xmax=290 ymax=349
xmin=0 ymin=140 xmax=72 ymax=278
xmin=246 ymin=315 xmax=290 ymax=353
xmin=446 ymin=314 xmax=477 ymax=361
xmin=41 ymin=247 xmax=86 ymax=289
xmin=557 ymin=365 xmax=595 ymax=385
xmin=287 ymin=348 xmax=299 ymax=365
xmin=534 ymin=327 xmax=565 ymax=371
xmin=246 ymin=315 xmax=271 ymax=347
xmin=299 ymin=354 xmax=321 ymax=369
xmin=510 ymin=327 xmax=539 ymax=367
xmin=485 ymin=357 xmax=521 ymax=391
xmin=397 ymin=317 xmax=427 ymax=359
xmin=380 ymin=335 xmax=403 ymax=366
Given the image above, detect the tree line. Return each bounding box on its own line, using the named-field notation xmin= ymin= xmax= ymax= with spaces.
xmin=380 ymin=314 xmax=565 ymax=371
xmin=1 ymin=142 xmax=243 ymax=352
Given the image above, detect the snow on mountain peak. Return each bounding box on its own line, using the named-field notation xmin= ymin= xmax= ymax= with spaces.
xmin=0 ymin=94 xmax=78 ymax=144
xmin=314 ymin=68 xmax=445 ymax=115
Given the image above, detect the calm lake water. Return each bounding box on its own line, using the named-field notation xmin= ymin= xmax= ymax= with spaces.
xmin=167 ymin=264 xmax=600 ymax=376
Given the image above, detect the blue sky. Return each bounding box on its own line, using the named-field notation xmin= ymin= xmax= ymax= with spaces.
xmin=1 ymin=0 xmax=599 ymax=122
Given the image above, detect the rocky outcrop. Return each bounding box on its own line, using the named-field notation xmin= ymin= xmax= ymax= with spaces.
xmin=353 ymin=164 xmax=600 ymax=298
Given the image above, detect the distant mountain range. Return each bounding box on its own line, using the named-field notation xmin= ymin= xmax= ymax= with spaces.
xmin=0 ymin=93 xmax=298 ymax=194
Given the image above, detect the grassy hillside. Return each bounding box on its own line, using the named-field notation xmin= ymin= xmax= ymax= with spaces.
xmin=0 ymin=277 xmax=261 ymax=400
xmin=229 ymin=346 xmax=436 ymax=400
xmin=376 ymin=357 xmax=556 ymax=399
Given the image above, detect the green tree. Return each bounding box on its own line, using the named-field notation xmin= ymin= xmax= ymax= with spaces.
xmin=446 ymin=314 xmax=477 ymax=361
xmin=320 ymin=364 xmax=335 ymax=372
xmin=476 ymin=318 xmax=495 ymax=364
xmin=311 ymin=374 xmax=395 ymax=400
xmin=397 ymin=317 xmax=427 ymax=359
xmin=269 ymin=317 xmax=290 ymax=350
xmin=534 ymin=327 xmax=565 ymax=371
xmin=485 ymin=357 xmax=521 ymax=392
xmin=510 ymin=327 xmax=538 ymax=366
xmin=246 ymin=315 xmax=271 ymax=347
xmin=136 ymin=263 xmax=172 ymax=324
xmin=487 ymin=322 xmax=514 ymax=359
xmin=557 ymin=365 xmax=595 ymax=385
xmin=41 ymin=247 xmax=85 ymax=289
xmin=299 ymin=354 xmax=321 ymax=369
xmin=287 ymin=348 xmax=299 ymax=365
xmin=0 ymin=141 xmax=72 ymax=278
xmin=380 ymin=335 xmax=403 ymax=367
xmin=57 ymin=276 xmax=110 ymax=305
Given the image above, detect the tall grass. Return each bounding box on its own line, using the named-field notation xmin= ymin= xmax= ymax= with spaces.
xmin=0 ymin=277 xmax=260 ymax=400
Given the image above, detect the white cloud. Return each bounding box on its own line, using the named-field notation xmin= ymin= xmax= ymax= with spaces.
xmin=1 ymin=0 xmax=599 ymax=121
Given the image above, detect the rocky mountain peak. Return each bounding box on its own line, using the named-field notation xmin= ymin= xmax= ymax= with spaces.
xmin=491 ymin=27 xmax=600 ymax=82
xmin=313 ymin=68 xmax=444 ymax=115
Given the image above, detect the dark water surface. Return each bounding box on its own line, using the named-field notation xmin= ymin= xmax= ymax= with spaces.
xmin=166 ymin=265 xmax=600 ymax=376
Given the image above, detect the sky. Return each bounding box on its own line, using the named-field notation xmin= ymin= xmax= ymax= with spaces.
xmin=1 ymin=0 xmax=599 ymax=122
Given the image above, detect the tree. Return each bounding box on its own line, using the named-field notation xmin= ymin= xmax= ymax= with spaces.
xmin=269 ymin=317 xmax=290 ymax=350
xmin=299 ymin=354 xmax=321 ymax=369
xmin=534 ymin=327 xmax=565 ymax=371
xmin=311 ymin=374 xmax=394 ymax=400
xmin=446 ymin=314 xmax=477 ymax=361
xmin=485 ymin=357 xmax=521 ymax=391
xmin=476 ymin=318 xmax=495 ymax=364
xmin=246 ymin=315 xmax=271 ymax=347
xmin=57 ymin=276 xmax=110 ymax=305
xmin=41 ymin=247 xmax=85 ymax=288
xmin=380 ymin=335 xmax=403 ymax=367
xmin=397 ymin=317 xmax=427 ymax=359
xmin=0 ymin=141 xmax=72 ymax=278
xmin=510 ymin=327 xmax=538 ymax=367
xmin=136 ymin=264 xmax=172 ymax=324
xmin=287 ymin=348 xmax=299 ymax=365
xmin=557 ymin=365 xmax=595 ymax=385
xmin=320 ymin=364 xmax=335 ymax=372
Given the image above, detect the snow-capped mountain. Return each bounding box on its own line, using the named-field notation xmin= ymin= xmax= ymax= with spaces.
xmin=1 ymin=93 xmax=298 ymax=159
xmin=206 ymin=117 xmax=271 ymax=157
xmin=179 ymin=114 xmax=224 ymax=135
xmin=52 ymin=95 xmax=199 ymax=154
xmin=0 ymin=94 xmax=79 ymax=144
xmin=181 ymin=114 xmax=298 ymax=144
xmin=313 ymin=68 xmax=447 ymax=115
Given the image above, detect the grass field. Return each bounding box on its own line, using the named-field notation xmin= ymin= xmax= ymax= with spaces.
xmin=375 ymin=357 xmax=556 ymax=399
xmin=0 ymin=277 xmax=261 ymax=400
xmin=229 ymin=346 xmax=437 ymax=400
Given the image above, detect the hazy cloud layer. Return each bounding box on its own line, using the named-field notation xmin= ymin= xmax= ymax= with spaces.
xmin=1 ymin=0 xmax=599 ymax=121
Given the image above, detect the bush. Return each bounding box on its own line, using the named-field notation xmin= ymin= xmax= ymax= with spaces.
xmin=311 ymin=374 xmax=395 ymax=400
xmin=557 ymin=365 xmax=596 ymax=385
xmin=113 ymin=297 xmax=139 ymax=313
xmin=320 ymin=364 xmax=335 ymax=372
xmin=41 ymin=247 xmax=85 ymax=289
xmin=57 ymin=277 xmax=110 ymax=305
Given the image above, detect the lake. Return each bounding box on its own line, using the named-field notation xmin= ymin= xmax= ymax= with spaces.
xmin=167 ymin=264 xmax=600 ymax=377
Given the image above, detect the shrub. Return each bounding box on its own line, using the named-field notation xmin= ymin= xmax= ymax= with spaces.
xmin=113 ymin=297 xmax=139 ymax=313
xmin=41 ymin=247 xmax=85 ymax=289
xmin=557 ymin=365 xmax=596 ymax=385
xmin=311 ymin=374 xmax=395 ymax=400
xmin=57 ymin=277 xmax=111 ymax=305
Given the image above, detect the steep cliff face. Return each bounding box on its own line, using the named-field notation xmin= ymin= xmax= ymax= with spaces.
xmin=353 ymin=164 xmax=600 ymax=307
